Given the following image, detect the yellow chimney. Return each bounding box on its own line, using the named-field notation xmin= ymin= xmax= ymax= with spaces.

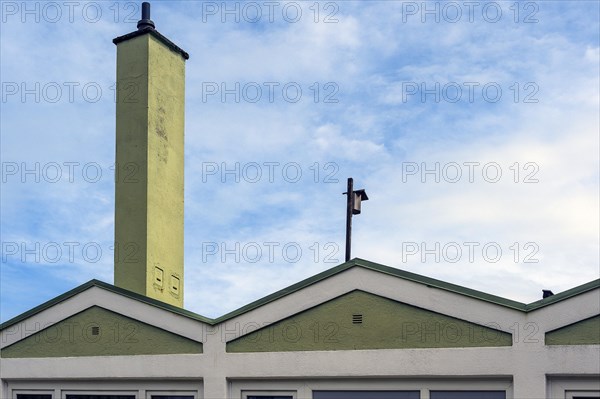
xmin=112 ymin=2 xmax=188 ymax=307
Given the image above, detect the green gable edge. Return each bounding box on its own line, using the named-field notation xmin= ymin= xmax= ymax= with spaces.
xmin=0 ymin=278 xmax=212 ymax=331
xmin=2 ymin=258 xmax=599 ymax=331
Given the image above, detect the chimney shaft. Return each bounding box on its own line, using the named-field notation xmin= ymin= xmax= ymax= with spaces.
xmin=113 ymin=4 xmax=188 ymax=307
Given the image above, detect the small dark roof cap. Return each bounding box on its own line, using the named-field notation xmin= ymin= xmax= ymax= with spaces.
xmin=113 ymin=28 xmax=189 ymax=60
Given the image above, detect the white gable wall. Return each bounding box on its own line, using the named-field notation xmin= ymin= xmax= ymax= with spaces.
xmin=1 ymin=267 xmax=599 ymax=399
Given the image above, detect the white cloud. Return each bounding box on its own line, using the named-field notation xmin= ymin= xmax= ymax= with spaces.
xmin=1 ymin=1 xmax=598 ymax=321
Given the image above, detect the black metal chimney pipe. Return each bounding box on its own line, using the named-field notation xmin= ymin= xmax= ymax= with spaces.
xmin=141 ymin=2 xmax=150 ymax=19
xmin=137 ymin=2 xmax=155 ymax=30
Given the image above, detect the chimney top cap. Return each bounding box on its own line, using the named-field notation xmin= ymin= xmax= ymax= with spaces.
xmin=137 ymin=2 xmax=155 ymax=31
xmin=113 ymin=1 xmax=189 ymax=60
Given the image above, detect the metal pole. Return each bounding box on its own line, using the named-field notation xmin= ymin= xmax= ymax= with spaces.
xmin=345 ymin=177 xmax=353 ymax=262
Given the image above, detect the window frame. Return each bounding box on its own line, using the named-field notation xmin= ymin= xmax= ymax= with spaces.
xmin=312 ymin=390 xmax=420 ymax=399
xmin=145 ymin=391 xmax=198 ymax=399
xmin=230 ymin=378 xmax=513 ymax=399
xmin=429 ymin=390 xmax=506 ymax=399
xmin=566 ymin=392 xmax=600 ymax=399
xmin=61 ymin=391 xmax=138 ymax=399
xmin=241 ymin=390 xmax=297 ymax=399
xmin=14 ymin=391 xmax=55 ymax=399
xmin=548 ymin=377 xmax=600 ymax=399
xmin=7 ymin=380 xmax=202 ymax=399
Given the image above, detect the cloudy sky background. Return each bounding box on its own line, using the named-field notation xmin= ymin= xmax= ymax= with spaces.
xmin=1 ymin=0 xmax=599 ymax=322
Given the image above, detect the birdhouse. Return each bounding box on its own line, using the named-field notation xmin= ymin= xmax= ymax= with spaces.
xmin=353 ymin=189 xmax=369 ymax=214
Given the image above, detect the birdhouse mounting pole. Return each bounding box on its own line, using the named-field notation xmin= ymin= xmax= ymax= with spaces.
xmin=344 ymin=177 xmax=368 ymax=262
xmin=345 ymin=177 xmax=354 ymax=262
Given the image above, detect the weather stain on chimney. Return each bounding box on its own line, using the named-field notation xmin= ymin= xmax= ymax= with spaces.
xmin=156 ymin=105 xmax=168 ymax=140
xmin=155 ymin=103 xmax=169 ymax=163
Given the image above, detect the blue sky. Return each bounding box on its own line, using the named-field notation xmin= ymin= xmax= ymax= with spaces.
xmin=1 ymin=1 xmax=599 ymax=322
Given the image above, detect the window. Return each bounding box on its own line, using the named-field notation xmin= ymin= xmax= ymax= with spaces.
xmin=313 ymin=391 xmax=419 ymax=399
xmin=146 ymin=392 xmax=197 ymax=399
xmin=232 ymin=379 xmax=511 ymax=399
xmin=151 ymin=396 xmax=195 ymax=399
xmin=66 ymin=396 xmax=135 ymax=399
xmin=247 ymin=397 xmax=293 ymax=399
xmin=242 ymin=391 xmax=296 ymax=399
xmin=430 ymin=392 xmax=505 ymax=399
xmin=549 ymin=377 xmax=600 ymax=399
xmin=151 ymin=397 xmax=195 ymax=399
xmin=567 ymin=392 xmax=600 ymax=399
xmin=9 ymin=381 xmax=200 ymax=399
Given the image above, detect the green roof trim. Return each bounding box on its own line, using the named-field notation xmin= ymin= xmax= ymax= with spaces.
xmin=525 ymin=278 xmax=600 ymax=311
xmin=0 ymin=279 xmax=212 ymax=331
xmin=2 ymin=258 xmax=599 ymax=331
xmin=214 ymin=258 xmax=599 ymax=321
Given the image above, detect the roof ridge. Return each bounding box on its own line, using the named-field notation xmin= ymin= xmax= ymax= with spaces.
xmin=2 ymin=259 xmax=599 ymax=331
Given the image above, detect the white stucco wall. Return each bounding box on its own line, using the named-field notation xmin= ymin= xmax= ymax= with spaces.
xmin=1 ymin=267 xmax=599 ymax=399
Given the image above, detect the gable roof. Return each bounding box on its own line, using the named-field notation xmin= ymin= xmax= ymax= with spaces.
xmin=2 ymin=258 xmax=599 ymax=331
xmin=0 ymin=278 xmax=212 ymax=331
